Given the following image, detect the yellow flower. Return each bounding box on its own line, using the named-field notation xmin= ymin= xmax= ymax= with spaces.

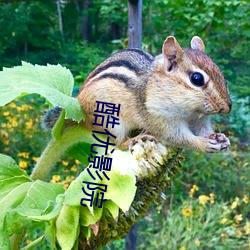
xmin=11 ymin=119 xmax=18 ymax=127
xmin=194 ymin=238 xmax=201 ymax=247
xmin=66 ymin=176 xmax=75 ymax=182
xmin=195 ymin=150 xmax=200 ymax=155
xmin=3 ymin=111 xmax=9 ymax=116
xmin=244 ymin=221 xmax=250 ymax=234
xmin=18 ymin=152 xmax=30 ymax=159
xmin=209 ymin=193 xmax=215 ymax=204
xmin=0 ymin=130 xmax=8 ymax=138
xmin=243 ymin=195 xmax=248 ymax=204
xmin=62 ymin=160 xmax=69 ymax=166
xmin=4 ymin=147 xmax=10 ymax=152
xmin=9 ymin=102 xmax=16 ymax=108
xmin=75 ymin=159 xmax=81 ymax=165
xmin=232 ymin=150 xmax=237 ymax=156
xmin=19 ymin=161 xmax=28 ymax=169
xmin=231 ymin=198 xmax=240 ymax=209
xmin=51 ymin=175 xmax=61 ymax=183
xmin=32 ymin=157 xmax=39 ymax=163
xmin=220 ymin=217 xmax=228 ymax=224
xmin=189 ymin=184 xmax=199 ymax=197
xmin=221 ymin=162 xmax=228 ymax=167
xmin=71 ymin=165 xmax=77 ymax=172
xmin=179 ymin=247 xmax=186 ymax=250
xmin=236 ymin=229 xmax=242 ymax=237
xmin=198 ymin=195 xmax=210 ymax=206
xmin=221 ymin=232 xmax=227 ymax=238
xmin=182 ymin=207 xmax=192 ymax=217
xmin=26 ymin=121 xmax=33 ymax=129
xmin=17 ymin=105 xmax=31 ymax=112
xmin=234 ymin=214 xmax=243 ymax=224
xmin=63 ymin=182 xmax=69 ymax=189
xmin=3 ymin=138 xmax=9 ymax=145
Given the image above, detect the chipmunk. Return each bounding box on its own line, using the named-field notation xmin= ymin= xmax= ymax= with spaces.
xmin=44 ymin=36 xmax=232 ymax=153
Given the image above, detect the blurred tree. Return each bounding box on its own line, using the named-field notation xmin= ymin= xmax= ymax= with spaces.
xmin=57 ymin=0 xmax=64 ymax=36
xmin=128 ymin=0 xmax=142 ymax=48
xmin=0 ymin=0 xmax=248 ymax=96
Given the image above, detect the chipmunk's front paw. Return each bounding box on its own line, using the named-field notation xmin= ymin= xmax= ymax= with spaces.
xmin=206 ymin=133 xmax=230 ymax=152
xmin=129 ymin=134 xmax=156 ymax=152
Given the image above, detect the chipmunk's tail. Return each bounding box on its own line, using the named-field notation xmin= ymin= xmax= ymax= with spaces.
xmin=41 ymin=106 xmax=62 ymax=130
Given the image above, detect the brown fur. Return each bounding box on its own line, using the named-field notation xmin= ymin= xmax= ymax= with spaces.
xmin=77 ymin=36 xmax=231 ymax=152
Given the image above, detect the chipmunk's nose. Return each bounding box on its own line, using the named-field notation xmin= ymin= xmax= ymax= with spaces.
xmin=219 ymin=101 xmax=232 ymax=114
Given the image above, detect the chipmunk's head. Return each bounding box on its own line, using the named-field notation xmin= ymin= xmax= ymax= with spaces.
xmin=158 ymin=36 xmax=232 ymax=115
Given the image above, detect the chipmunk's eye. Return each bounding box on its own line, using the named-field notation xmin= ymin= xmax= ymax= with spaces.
xmin=190 ymin=72 xmax=204 ymax=87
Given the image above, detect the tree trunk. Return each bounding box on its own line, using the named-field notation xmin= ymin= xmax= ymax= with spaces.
xmin=125 ymin=224 xmax=137 ymax=250
xmin=82 ymin=0 xmax=89 ymax=41
xmin=126 ymin=2 xmax=143 ymax=247
xmin=56 ymin=0 xmax=63 ymax=36
xmin=128 ymin=0 xmax=142 ymax=48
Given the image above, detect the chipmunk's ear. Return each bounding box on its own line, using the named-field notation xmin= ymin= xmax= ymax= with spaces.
xmin=191 ymin=36 xmax=205 ymax=52
xmin=162 ymin=36 xmax=184 ymax=63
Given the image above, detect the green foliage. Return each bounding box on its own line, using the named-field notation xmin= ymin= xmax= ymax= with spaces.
xmin=0 ymin=0 xmax=249 ymax=100
xmin=0 ymin=154 xmax=64 ymax=249
xmin=138 ymin=197 xmax=249 ymax=249
xmin=0 ymin=1 xmax=249 ymax=249
xmin=142 ymin=0 xmax=250 ymax=99
xmin=0 ymin=62 xmax=139 ymax=249
xmin=0 ymin=62 xmax=84 ymax=121
xmin=214 ymin=97 xmax=250 ymax=139
xmin=61 ymin=42 xmax=110 ymax=86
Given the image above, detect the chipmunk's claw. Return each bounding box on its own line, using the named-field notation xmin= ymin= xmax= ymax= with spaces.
xmin=208 ymin=133 xmax=230 ymax=152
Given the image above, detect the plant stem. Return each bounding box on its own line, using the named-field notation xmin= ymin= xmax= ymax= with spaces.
xmin=11 ymin=126 xmax=94 ymax=249
xmin=30 ymin=125 xmax=95 ymax=181
xmin=10 ymin=230 xmax=26 ymax=250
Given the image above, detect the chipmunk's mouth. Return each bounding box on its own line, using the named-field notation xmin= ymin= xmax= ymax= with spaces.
xmin=217 ymin=101 xmax=232 ymax=114
xmin=204 ymin=100 xmax=232 ymax=115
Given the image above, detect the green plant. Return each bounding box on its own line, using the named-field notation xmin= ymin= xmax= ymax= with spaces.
xmin=138 ymin=193 xmax=249 ymax=250
xmin=134 ymin=135 xmax=250 ymax=249
xmin=0 ymin=62 xmax=182 ymax=249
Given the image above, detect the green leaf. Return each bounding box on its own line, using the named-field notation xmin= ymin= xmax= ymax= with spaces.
xmin=3 ymin=210 xmax=31 ymax=238
xmin=103 ymin=200 xmax=119 ymax=219
xmin=27 ymin=199 xmax=63 ymax=222
xmin=20 ymin=181 xmax=64 ymax=212
xmin=56 ymin=205 xmax=80 ymax=250
xmin=0 ymin=182 xmax=33 ymax=247
xmin=0 ymin=232 xmax=10 ymax=250
xmin=0 ymin=182 xmax=33 ymax=218
xmin=79 ymin=204 xmax=103 ymax=227
xmin=66 ymin=142 xmax=93 ymax=166
xmin=0 ymin=154 xmax=65 ymax=242
xmin=0 ymin=154 xmax=30 ymax=181
xmin=102 ymin=170 xmax=136 ymax=212
xmin=0 ymin=176 xmax=32 ymax=201
xmin=64 ymin=169 xmax=94 ymax=211
xmin=80 ymin=226 xmax=92 ymax=240
xmin=0 ymin=62 xmax=85 ymax=121
xmin=45 ymin=220 xmax=56 ymax=249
